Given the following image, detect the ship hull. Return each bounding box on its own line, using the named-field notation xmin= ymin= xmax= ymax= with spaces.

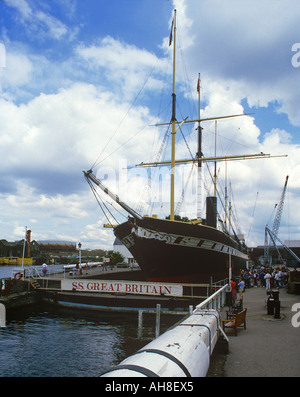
xmin=114 ymin=217 xmax=249 ymax=284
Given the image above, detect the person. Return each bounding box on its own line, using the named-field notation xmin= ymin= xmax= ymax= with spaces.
xmin=264 ymin=271 xmax=271 ymax=290
xmin=42 ymin=263 xmax=48 ymax=276
xmin=231 ymin=279 xmax=237 ymax=303
xmin=238 ymin=278 xmax=245 ymax=300
xmin=282 ymin=268 xmax=288 ymax=286
xmin=259 ymin=270 xmax=265 ymax=287
xmin=243 ymin=271 xmax=250 ymax=288
xmin=253 ymin=271 xmax=258 ymax=287
xmin=85 ymin=263 xmax=89 ymax=274
xmin=275 ymin=270 xmax=283 ymax=288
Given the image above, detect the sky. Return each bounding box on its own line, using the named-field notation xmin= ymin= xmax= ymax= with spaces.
xmin=0 ymin=0 xmax=300 ymax=251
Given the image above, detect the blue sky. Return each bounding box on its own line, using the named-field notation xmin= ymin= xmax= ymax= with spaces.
xmin=0 ymin=0 xmax=300 ymax=251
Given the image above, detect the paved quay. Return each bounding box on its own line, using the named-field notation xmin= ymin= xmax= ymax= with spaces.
xmin=219 ymin=285 xmax=300 ymax=377
xmin=44 ymin=265 xmax=146 ymax=281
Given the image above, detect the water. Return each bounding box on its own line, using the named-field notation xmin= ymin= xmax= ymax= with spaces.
xmin=1 ymin=306 xmax=179 ymax=377
xmin=0 ymin=266 xmax=17 ymax=279
xmin=0 ymin=265 xmax=65 ymax=280
xmin=0 ymin=266 xmax=181 ymax=377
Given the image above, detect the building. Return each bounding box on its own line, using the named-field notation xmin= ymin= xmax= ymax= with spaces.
xmin=0 ymin=239 xmax=39 ymax=258
xmin=37 ymin=240 xmax=78 ymax=262
xmin=250 ymin=240 xmax=300 ymax=268
xmin=0 ymin=235 xmax=39 ymax=265
xmin=113 ymin=238 xmax=139 ymax=267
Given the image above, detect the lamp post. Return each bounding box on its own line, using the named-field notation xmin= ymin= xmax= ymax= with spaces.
xmin=78 ymin=242 xmax=82 ymax=267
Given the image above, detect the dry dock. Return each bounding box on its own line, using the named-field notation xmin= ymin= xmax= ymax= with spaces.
xmin=216 ymin=285 xmax=300 ymax=377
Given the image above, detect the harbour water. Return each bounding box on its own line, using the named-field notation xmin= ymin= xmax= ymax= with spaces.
xmin=0 ymin=266 xmax=183 ymax=377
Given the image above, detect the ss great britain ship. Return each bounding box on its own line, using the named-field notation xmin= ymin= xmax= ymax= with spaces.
xmin=84 ymin=10 xmax=286 ymax=283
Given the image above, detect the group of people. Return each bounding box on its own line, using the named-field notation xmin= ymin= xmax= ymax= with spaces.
xmin=230 ymin=265 xmax=290 ymax=302
xmin=230 ymin=278 xmax=244 ymax=302
xmin=75 ymin=262 xmax=89 ymax=275
xmin=240 ymin=266 xmax=289 ymax=289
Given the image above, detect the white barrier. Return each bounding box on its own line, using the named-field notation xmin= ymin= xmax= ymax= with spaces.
xmin=101 ymin=309 xmax=223 ymax=377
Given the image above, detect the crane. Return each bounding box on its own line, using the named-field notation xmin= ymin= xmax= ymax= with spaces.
xmin=264 ymin=175 xmax=289 ymax=266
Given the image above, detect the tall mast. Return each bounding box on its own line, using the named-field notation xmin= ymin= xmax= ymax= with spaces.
xmin=225 ymin=160 xmax=228 ymax=232
xmin=214 ymin=120 xmax=217 ymax=197
xmin=170 ymin=9 xmax=177 ymax=221
xmin=197 ymin=73 xmax=203 ymax=219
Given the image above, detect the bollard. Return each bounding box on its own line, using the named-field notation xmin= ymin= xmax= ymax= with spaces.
xmin=274 ymin=300 xmax=281 ymax=319
xmin=267 ymin=298 xmax=275 ymax=315
xmin=266 ymin=289 xmax=281 ymax=319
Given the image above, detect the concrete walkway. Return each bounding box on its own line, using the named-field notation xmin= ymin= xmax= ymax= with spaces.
xmin=221 ymin=286 xmax=300 ymax=377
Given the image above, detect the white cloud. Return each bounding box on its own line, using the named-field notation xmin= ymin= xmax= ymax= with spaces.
xmin=80 ymin=218 xmax=114 ymax=251
xmin=76 ymin=36 xmax=169 ymax=101
xmin=4 ymin=0 xmax=74 ymax=41
xmin=173 ymin=0 xmax=300 ymax=126
xmin=0 ymin=82 xmax=155 ymax=176
xmin=35 ymin=10 xmax=69 ymax=39
xmin=5 ymin=0 xmax=32 ymax=19
xmin=0 ymin=51 xmax=33 ymax=88
xmin=1 ymin=0 xmax=300 ymax=250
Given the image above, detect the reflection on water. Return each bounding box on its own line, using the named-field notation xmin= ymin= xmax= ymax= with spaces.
xmin=0 ymin=307 xmax=182 ymax=377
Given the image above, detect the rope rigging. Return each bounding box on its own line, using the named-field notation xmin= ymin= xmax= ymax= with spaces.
xmin=90 ymin=51 xmax=168 ymax=171
xmin=84 ymin=173 xmax=121 ymax=226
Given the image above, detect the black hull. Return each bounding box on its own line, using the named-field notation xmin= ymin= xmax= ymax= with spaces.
xmin=114 ymin=217 xmax=249 ymax=283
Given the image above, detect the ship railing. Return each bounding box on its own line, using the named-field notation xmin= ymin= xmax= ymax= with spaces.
xmin=194 ymin=283 xmax=229 ymax=311
xmin=11 ymin=267 xmax=41 ymax=280
xmin=181 ymin=278 xmax=229 ymax=300
xmin=11 ymin=265 xmax=67 ymax=282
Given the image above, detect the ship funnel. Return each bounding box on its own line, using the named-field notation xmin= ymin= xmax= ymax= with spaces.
xmin=206 ymin=197 xmax=217 ymax=228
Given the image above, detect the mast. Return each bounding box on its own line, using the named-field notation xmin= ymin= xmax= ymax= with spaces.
xmin=21 ymin=226 xmax=27 ymax=270
xmin=170 ymin=9 xmax=177 ymax=221
xmin=196 ymin=73 xmax=202 ymax=219
xmin=214 ymin=121 xmax=217 ymax=197
xmin=224 ymin=159 xmax=228 ymax=232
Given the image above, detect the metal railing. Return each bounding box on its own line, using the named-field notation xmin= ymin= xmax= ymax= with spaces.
xmin=195 ymin=283 xmax=229 ymax=311
xmin=12 ymin=267 xmax=41 ymax=279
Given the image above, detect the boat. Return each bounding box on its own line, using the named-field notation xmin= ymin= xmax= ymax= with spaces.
xmin=84 ymin=10 xmax=285 ymax=284
xmin=0 ymin=257 xmax=33 ymax=266
xmin=0 ymin=229 xmax=33 ymax=267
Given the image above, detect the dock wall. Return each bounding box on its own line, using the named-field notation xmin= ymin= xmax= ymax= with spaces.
xmin=0 ymin=290 xmax=39 ymax=310
xmin=0 ymin=279 xmax=40 ymax=310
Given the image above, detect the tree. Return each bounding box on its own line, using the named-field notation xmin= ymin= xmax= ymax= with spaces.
xmin=165 ymin=214 xmax=190 ymax=222
xmin=107 ymin=250 xmax=124 ymax=266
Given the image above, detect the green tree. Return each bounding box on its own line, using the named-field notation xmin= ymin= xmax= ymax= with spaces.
xmin=165 ymin=214 xmax=190 ymax=222
xmin=107 ymin=250 xmax=125 ymax=266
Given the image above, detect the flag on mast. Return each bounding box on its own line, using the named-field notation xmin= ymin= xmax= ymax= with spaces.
xmin=197 ymin=75 xmax=200 ymax=93
xmin=169 ymin=16 xmax=174 ymax=46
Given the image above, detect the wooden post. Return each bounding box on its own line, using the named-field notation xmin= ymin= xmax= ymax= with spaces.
xmin=138 ymin=310 xmax=143 ymax=339
xmin=155 ymin=304 xmax=161 ymax=338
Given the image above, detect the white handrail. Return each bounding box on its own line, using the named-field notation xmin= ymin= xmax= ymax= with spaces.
xmin=195 ymin=283 xmax=229 ymax=311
